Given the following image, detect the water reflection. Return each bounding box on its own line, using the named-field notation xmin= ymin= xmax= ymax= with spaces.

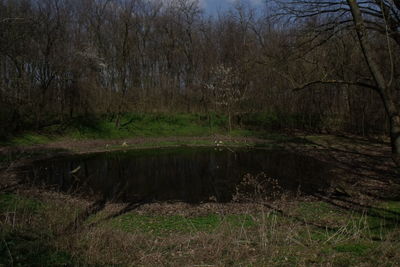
xmin=24 ymin=147 xmax=333 ymax=203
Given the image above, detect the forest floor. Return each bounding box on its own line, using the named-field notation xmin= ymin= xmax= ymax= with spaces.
xmin=1 ymin=127 xmax=400 ymax=265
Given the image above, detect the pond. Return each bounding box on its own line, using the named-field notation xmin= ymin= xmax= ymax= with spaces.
xmin=22 ymin=147 xmax=333 ymax=203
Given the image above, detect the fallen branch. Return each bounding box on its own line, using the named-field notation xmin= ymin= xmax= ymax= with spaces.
xmin=293 ymin=80 xmax=379 ymax=92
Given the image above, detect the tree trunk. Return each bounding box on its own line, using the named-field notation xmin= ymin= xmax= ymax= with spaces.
xmin=347 ymin=0 xmax=400 ymax=165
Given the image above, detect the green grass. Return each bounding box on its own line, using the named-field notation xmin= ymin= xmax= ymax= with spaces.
xmin=2 ymin=113 xmax=228 ymax=145
xmin=0 ymin=193 xmax=42 ymax=213
xmin=381 ymin=201 xmax=400 ymax=214
xmin=1 ymin=112 xmax=305 ymax=146
xmin=107 ymin=213 xmax=256 ymax=234
xmin=6 ymin=133 xmax=54 ymax=146
xmin=2 ymin=111 xmax=386 ymax=147
xmin=333 ymin=243 xmax=372 ymax=255
xmin=63 ymin=113 xmax=228 ymax=140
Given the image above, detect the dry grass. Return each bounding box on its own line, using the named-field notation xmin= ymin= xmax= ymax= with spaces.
xmin=1 ymin=188 xmax=399 ymax=266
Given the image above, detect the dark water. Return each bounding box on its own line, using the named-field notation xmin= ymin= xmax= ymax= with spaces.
xmin=23 ymin=147 xmax=333 ymax=203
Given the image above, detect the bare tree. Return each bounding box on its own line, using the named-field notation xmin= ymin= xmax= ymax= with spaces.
xmin=273 ymin=0 xmax=400 ymax=163
xmin=346 ymin=0 xmax=400 ymax=164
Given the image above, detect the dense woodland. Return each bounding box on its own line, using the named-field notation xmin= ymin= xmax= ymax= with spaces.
xmin=0 ymin=0 xmax=399 ymax=155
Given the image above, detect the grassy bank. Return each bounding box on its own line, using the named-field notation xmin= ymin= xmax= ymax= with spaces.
xmin=0 ymin=112 xmax=320 ymax=147
xmin=1 ymin=191 xmax=399 ymax=266
xmin=1 ymin=113 xmax=229 ymax=146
